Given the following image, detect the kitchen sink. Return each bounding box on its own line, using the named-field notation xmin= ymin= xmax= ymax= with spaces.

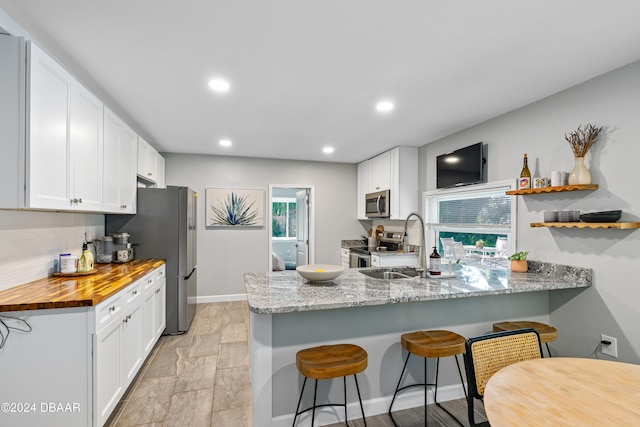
xmin=360 ymin=268 xmax=421 ymax=279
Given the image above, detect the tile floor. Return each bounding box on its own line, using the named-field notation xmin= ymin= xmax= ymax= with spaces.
xmin=106 ymin=301 xmax=252 ymax=427
xmin=106 ymin=301 xmax=480 ymax=427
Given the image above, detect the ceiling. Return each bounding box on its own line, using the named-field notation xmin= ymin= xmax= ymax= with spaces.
xmin=2 ymin=1 xmax=640 ymax=164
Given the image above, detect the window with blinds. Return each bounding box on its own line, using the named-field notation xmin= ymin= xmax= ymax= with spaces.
xmin=424 ymin=181 xmax=516 ymax=261
xmin=436 ymin=190 xmax=511 ymax=227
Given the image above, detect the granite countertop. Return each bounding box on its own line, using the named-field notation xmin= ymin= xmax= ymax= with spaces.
xmin=371 ymin=250 xmax=419 ymax=257
xmin=244 ymin=261 xmax=592 ymax=314
xmin=0 ymin=259 xmax=165 ymax=312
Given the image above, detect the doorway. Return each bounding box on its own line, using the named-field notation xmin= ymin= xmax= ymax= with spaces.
xmin=268 ymin=185 xmax=315 ymax=271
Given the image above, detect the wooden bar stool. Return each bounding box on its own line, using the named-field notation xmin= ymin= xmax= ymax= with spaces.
xmin=293 ymin=344 xmax=368 ymax=427
xmin=388 ymin=330 xmax=466 ymax=426
xmin=493 ymin=321 xmax=557 ymax=357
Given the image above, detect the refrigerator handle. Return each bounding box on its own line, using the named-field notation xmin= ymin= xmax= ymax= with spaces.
xmin=183 ymin=268 xmax=197 ymax=280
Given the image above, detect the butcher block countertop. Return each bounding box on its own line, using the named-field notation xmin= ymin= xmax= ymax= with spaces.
xmin=0 ymin=259 xmax=165 ymax=312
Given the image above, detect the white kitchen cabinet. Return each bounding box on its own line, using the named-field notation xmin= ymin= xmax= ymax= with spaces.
xmin=368 ymin=150 xmax=391 ymax=193
xmin=94 ymin=312 xmax=124 ymax=426
xmin=141 ymin=265 xmax=166 ymax=356
xmin=93 ymin=264 xmax=165 ymax=427
xmin=141 ymin=273 xmax=156 ymax=356
xmin=29 ymin=42 xmax=104 ymax=211
xmin=137 ymin=136 xmax=160 ymax=183
xmin=389 ymin=146 xmax=418 ymax=219
xmin=104 ymin=107 xmax=137 ymax=213
xmin=357 ymin=146 xmax=418 ymax=220
xmin=154 ymin=268 xmax=167 ymax=337
xmin=157 ymin=153 xmax=166 ymax=188
xmin=341 ymin=248 xmax=351 ymax=269
xmin=121 ymin=302 xmax=143 ymax=385
xmin=0 ymin=37 xmax=104 ymax=211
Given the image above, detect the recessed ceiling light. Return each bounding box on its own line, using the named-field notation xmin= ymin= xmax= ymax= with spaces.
xmin=219 ymin=139 xmax=232 ymax=147
xmin=375 ymin=100 xmax=395 ymax=113
xmin=208 ymin=78 xmax=231 ymax=93
xmin=322 ymin=146 xmax=335 ymax=154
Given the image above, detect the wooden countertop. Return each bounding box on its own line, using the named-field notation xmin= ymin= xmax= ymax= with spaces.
xmin=0 ymin=259 xmax=165 ymax=312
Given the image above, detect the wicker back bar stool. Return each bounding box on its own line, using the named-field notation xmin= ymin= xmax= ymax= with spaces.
xmin=492 ymin=321 xmax=557 ymax=357
xmin=388 ymin=330 xmax=467 ymax=426
xmin=293 ymin=343 xmax=368 ymax=427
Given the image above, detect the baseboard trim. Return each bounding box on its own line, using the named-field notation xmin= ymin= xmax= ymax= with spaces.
xmin=195 ymin=294 xmax=247 ymax=303
xmin=271 ymin=382 xmax=466 ymax=426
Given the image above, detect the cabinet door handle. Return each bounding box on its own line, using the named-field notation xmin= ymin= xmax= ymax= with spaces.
xmin=78 ymin=198 xmax=82 ymax=204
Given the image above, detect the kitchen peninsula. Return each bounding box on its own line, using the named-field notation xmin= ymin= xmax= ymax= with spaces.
xmin=245 ymin=262 xmax=591 ymax=426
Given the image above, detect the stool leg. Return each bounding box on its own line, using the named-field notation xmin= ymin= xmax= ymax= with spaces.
xmin=292 ymin=377 xmax=307 ymax=427
xmin=311 ymin=379 xmax=318 ymax=427
xmin=433 ymin=357 xmax=465 ymax=427
xmin=353 ymin=374 xmax=367 ymax=427
xmin=344 ymin=376 xmax=348 ymax=426
xmin=454 ymin=354 xmax=467 ymax=398
xmin=424 ymin=357 xmax=428 ymax=426
xmin=545 ymin=342 xmax=552 ymax=357
xmin=389 ymin=352 xmax=411 ymax=418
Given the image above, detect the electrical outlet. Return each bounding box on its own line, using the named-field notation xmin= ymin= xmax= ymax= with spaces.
xmin=601 ymin=334 xmax=618 ymax=358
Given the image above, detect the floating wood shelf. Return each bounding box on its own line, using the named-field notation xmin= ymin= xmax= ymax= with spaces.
xmin=506 ymin=184 xmax=598 ymax=196
xmin=530 ymin=222 xmax=640 ymax=229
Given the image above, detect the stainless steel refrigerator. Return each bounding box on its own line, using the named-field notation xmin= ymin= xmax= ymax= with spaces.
xmin=106 ymin=186 xmax=197 ymax=335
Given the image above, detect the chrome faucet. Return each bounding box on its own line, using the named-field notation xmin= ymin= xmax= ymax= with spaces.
xmin=403 ymin=212 xmax=427 ymax=278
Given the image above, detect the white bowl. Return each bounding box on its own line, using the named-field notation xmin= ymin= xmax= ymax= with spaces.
xmin=296 ymin=264 xmax=344 ymax=283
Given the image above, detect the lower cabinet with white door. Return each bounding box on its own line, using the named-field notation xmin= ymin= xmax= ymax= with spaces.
xmin=0 ymin=261 xmax=166 ymax=427
xmin=94 ymin=264 xmax=165 ymax=427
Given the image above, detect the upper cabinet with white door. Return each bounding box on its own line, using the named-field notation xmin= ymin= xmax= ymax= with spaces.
xmin=28 ymin=41 xmax=104 ymax=211
xmin=137 ymin=136 xmax=165 ymax=187
xmin=0 ymin=36 xmax=106 ymax=211
xmin=368 ymin=150 xmax=391 ymax=193
xmin=357 ymin=146 xmax=418 ymax=220
xmin=104 ymin=107 xmax=137 ymax=213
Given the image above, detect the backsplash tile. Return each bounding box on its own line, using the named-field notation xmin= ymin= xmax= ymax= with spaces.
xmin=0 ymin=210 xmax=104 ymax=291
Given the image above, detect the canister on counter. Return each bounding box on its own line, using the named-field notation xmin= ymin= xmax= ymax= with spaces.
xmin=59 ymin=253 xmax=78 ymax=273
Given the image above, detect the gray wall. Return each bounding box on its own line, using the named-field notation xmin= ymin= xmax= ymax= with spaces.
xmin=419 ymin=60 xmax=640 ymax=363
xmin=165 ymin=154 xmax=364 ymax=298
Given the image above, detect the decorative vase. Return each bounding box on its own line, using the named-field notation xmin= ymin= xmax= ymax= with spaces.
xmin=510 ymin=260 xmax=528 ymax=273
xmin=568 ymin=156 xmax=591 ymax=185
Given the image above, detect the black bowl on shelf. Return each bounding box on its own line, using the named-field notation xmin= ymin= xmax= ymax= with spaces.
xmin=580 ymin=210 xmax=622 ymax=223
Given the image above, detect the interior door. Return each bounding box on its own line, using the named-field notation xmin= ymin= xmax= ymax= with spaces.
xmin=296 ymin=189 xmax=309 ymax=267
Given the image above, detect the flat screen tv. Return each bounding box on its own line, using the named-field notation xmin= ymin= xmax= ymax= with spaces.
xmin=436 ymin=142 xmax=485 ymax=188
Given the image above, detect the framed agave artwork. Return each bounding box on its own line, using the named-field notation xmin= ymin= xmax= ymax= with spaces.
xmin=205 ymin=188 xmax=265 ymax=228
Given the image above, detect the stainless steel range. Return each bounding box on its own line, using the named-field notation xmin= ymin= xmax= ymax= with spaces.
xmin=349 ymin=231 xmax=406 ymax=268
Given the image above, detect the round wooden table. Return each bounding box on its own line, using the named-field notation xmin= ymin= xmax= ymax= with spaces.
xmin=484 ymin=357 xmax=640 ymax=426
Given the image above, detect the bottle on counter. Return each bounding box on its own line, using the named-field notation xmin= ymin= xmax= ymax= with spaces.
xmin=519 ymin=153 xmax=531 ymax=190
xmin=77 ymin=243 xmax=95 ymax=273
xmin=429 ymin=246 xmax=441 ymax=276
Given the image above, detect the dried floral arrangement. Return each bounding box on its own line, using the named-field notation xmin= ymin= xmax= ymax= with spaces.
xmin=564 ymin=123 xmax=604 ymax=157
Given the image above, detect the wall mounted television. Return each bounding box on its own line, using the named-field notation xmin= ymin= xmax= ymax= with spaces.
xmin=436 ymin=142 xmax=486 ymax=188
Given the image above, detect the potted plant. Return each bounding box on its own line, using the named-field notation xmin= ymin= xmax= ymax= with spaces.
xmin=508 ymin=251 xmax=529 ymax=272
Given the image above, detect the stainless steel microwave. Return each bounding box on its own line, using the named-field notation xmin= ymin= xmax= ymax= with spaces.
xmin=365 ymin=189 xmax=390 ymax=218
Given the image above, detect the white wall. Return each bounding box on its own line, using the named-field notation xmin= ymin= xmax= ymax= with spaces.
xmin=419 ymin=59 xmax=640 ymax=363
xmin=0 ymin=210 xmax=104 ymax=291
xmin=165 ymin=153 xmax=364 ymax=300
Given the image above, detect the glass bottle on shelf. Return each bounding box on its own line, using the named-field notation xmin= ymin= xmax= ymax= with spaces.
xmin=519 ymin=153 xmax=531 ymax=189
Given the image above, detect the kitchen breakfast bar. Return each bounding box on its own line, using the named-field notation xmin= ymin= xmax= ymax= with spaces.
xmin=245 ymin=262 xmax=592 ymax=426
